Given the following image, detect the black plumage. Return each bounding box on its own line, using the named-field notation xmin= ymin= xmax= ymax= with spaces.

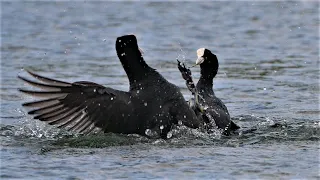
xmin=196 ymin=48 xmax=240 ymax=134
xmin=18 ymin=35 xmax=201 ymax=138
xmin=178 ymin=48 xmax=239 ymax=135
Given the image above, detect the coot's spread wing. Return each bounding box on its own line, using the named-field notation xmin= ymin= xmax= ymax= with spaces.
xmin=19 ymin=70 xmax=132 ymax=134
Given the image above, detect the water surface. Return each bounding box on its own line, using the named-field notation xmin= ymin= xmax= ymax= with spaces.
xmin=1 ymin=1 xmax=319 ymax=179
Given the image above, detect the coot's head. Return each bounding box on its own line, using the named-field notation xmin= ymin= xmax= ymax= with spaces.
xmin=196 ymin=48 xmax=219 ymax=79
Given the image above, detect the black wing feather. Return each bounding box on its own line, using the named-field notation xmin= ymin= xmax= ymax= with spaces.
xmin=19 ymin=71 xmax=132 ymax=134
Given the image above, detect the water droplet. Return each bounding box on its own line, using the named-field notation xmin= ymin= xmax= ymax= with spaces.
xmin=118 ymin=39 xmax=121 ymax=42
xmin=160 ymin=125 xmax=164 ymax=130
xmin=178 ymin=120 xmax=182 ymax=125
xmin=263 ymin=87 xmax=267 ymax=90
xmin=159 ymin=105 xmax=162 ymax=109
xmin=103 ymin=39 xmax=106 ymax=42
xmin=110 ymin=97 xmax=114 ymax=101
xmin=136 ymin=90 xmax=140 ymax=94
xmin=93 ymin=89 xmax=96 ymax=92
xmin=74 ymin=36 xmax=77 ymax=39
xmin=167 ymin=131 xmax=172 ymax=139
xmin=145 ymin=129 xmax=151 ymax=136
xmin=183 ymin=115 xmax=186 ymax=118
xmin=121 ymin=53 xmax=126 ymax=56
xmin=98 ymin=103 xmax=100 ymax=106
xmin=69 ymin=31 xmax=72 ymax=34
xmin=144 ymin=102 xmax=148 ymax=106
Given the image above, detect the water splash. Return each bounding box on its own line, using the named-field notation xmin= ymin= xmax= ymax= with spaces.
xmin=1 ymin=115 xmax=318 ymax=148
xmin=176 ymin=42 xmax=187 ymax=62
xmin=144 ymin=129 xmax=159 ymax=138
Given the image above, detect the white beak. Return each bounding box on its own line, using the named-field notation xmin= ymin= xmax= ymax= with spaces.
xmin=196 ymin=57 xmax=205 ymax=65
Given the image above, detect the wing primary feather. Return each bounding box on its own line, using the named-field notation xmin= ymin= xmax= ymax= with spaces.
xmin=68 ymin=115 xmax=90 ymax=132
xmin=78 ymin=120 xmax=94 ymax=134
xmin=82 ymin=123 xmax=96 ymax=135
xmin=18 ymin=76 xmax=65 ymax=90
xmin=22 ymin=98 xmax=60 ymax=108
xmin=26 ymin=70 xmax=71 ymax=86
xmin=57 ymin=110 xmax=83 ymax=129
xmin=34 ymin=106 xmax=67 ymax=120
xmin=77 ymin=107 xmax=101 ymax=133
xmin=19 ymin=89 xmax=68 ymax=98
xmin=19 ymin=70 xmax=132 ymax=135
xmin=68 ymin=105 xmax=100 ymax=132
xmin=47 ymin=107 xmax=81 ymax=125
xmin=86 ymin=126 xmax=102 ymax=135
xmin=82 ymin=111 xmax=105 ymax=135
xmin=28 ymin=102 xmax=63 ymax=115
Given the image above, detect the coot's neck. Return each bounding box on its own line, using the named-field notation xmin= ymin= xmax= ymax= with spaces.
xmin=119 ymin=49 xmax=155 ymax=85
xmin=196 ymin=53 xmax=219 ymax=96
xmin=197 ymin=75 xmax=214 ymax=96
xmin=115 ymin=35 xmax=156 ymax=88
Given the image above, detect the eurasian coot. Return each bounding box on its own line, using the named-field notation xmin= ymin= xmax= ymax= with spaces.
xmin=18 ymin=35 xmax=201 ymax=138
xmin=178 ymin=48 xmax=239 ymax=135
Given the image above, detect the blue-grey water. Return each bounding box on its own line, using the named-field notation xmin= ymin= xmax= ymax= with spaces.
xmin=1 ymin=1 xmax=319 ymax=179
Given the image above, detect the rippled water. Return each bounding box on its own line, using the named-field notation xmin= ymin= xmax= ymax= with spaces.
xmin=1 ymin=1 xmax=319 ymax=179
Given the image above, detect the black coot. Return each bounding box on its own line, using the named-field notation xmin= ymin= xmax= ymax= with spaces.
xmin=19 ymin=35 xmax=201 ymax=138
xmin=178 ymin=48 xmax=239 ymax=135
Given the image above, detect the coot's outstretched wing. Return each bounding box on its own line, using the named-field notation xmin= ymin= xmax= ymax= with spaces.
xmin=18 ymin=70 xmax=132 ymax=134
